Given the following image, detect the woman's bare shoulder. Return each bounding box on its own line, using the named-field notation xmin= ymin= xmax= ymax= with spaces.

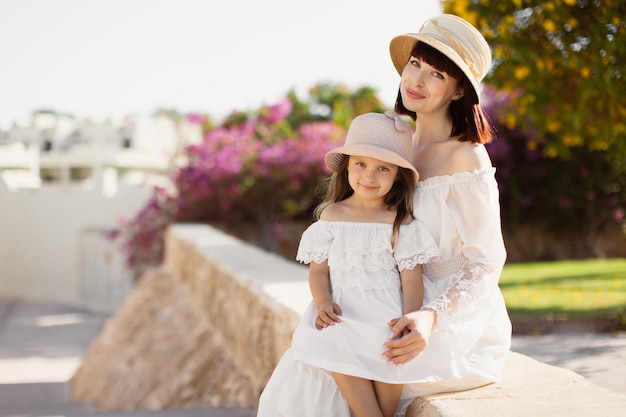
xmin=447 ymin=141 xmax=492 ymax=172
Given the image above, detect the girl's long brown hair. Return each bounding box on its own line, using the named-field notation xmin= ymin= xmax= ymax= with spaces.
xmin=314 ymin=154 xmax=415 ymax=246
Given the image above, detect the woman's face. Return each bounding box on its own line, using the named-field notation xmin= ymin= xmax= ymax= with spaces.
xmin=400 ymin=56 xmax=464 ymax=116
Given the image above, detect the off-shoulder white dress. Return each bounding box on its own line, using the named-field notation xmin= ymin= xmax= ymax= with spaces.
xmin=257 ymin=168 xmax=512 ymax=417
xmin=292 ymin=219 xmax=439 ymax=383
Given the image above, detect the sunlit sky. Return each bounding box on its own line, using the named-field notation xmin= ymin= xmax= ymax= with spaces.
xmin=0 ymin=0 xmax=441 ymax=126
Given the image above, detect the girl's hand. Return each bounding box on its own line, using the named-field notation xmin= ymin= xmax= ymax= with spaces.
xmin=383 ymin=309 xmax=436 ymax=364
xmin=315 ymin=301 xmax=342 ymax=330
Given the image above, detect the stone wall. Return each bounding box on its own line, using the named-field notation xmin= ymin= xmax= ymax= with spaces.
xmin=71 ymin=223 xmax=626 ymax=416
xmin=71 ymin=224 xmax=305 ymax=410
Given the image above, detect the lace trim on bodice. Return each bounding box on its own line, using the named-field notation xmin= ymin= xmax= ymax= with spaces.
xmin=296 ymin=220 xmax=439 ymax=290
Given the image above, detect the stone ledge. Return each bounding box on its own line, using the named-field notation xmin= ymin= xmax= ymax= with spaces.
xmin=408 ymin=352 xmax=626 ymax=417
xmin=72 ymin=223 xmax=626 ymax=415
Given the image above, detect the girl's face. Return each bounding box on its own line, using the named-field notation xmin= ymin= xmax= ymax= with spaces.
xmin=400 ymin=56 xmax=464 ymax=115
xmin=347 ymin=155 xmax=399 ymax=202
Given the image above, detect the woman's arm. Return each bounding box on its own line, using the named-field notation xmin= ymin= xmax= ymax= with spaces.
xmin=421 ymin=171 xmax=506 ymax=336
xmin=384 ymin=169 xmax=508 ymax=363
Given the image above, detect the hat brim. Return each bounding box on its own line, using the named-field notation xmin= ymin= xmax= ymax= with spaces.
xmin=325 ymin=144 xmax=419 ymax=183
xmin=390 ymin=34 xmax=481 ymax=102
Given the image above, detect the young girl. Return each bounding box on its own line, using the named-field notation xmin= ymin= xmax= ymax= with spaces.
xmin=258 ymin=111 xmax=439 ymax=417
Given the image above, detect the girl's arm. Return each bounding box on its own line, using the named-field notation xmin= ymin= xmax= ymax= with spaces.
xmin=400 ymin=264 xmax=424 ymax=315
xmin=309 ymin=260 xmax=342 ymax=329
xmin=384 ymin=265 xmax=428 ymax=363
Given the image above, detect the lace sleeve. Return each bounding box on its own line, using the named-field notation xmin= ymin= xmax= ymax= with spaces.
xmin=422 ymin=171 xmax=508 ymax=339
xmin=295 ymin=221 xmax=333 ymax=265
xmin=394 ymin=219 xmax=440 ymax=271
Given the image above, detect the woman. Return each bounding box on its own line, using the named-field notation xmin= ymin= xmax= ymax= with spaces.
xmin=257 ymin=14 xmax=511 ymax=417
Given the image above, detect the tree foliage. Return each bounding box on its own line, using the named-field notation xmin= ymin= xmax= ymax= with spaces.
xmin=443 ymin=0 xmax=625 ymax=167
xmin=444 ymin=0 xmax=626 ymax=161
xmin=444 ymin=0 xmax=625 ymax=256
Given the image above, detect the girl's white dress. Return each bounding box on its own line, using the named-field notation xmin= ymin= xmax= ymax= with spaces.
xmin=257 ymin=168 xmax=512 ymax=417
xmin=292 ymin=218 xmax=440 ymax=383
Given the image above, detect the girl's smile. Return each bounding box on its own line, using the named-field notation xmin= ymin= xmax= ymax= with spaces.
xmin=347 ymin=155 xmax=398 ymax=203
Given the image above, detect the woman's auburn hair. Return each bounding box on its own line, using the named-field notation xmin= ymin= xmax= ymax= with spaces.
xmin=394 ymin=41 xmax=494 ymax=145
xmin=314 ymin=154 xmax=415 ymax=246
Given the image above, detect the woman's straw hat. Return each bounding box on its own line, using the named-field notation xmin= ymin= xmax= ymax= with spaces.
xmin=325 ymin=111 xmax=419 ymax=183
xmin=389 ymin=14 xmax=492 ymax=101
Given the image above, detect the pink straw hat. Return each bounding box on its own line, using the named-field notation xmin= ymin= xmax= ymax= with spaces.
xmin=389 ymin=14 xmax=492 ymax=102
xmin=325 ymin=111 xmax=419 ymax=183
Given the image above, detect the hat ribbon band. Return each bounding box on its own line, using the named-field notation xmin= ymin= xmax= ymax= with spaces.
xmin=420 ymin=19 xmax=482 ymax=81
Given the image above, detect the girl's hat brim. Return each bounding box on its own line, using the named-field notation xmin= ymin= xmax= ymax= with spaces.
xmin=325 ymin=145 xmax=419 ymax=183
xmin=324 ymin=111 xmax=419 ymax=183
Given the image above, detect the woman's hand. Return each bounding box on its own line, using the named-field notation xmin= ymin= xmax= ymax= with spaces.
xmin=315 ymin=301 xmax=342 ymax=330
xmin=383 ymin=308 xmax=436 ymax=364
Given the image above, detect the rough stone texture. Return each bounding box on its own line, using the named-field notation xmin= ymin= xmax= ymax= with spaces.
xmin=71 ymin=224 xmax=305 ymax=411
xmin=406 ymin=351 xmax=626 ymax=417
xmin=71 ymin=223 xmax=626 ymax=416
xmin=70 ymin=266 xmax=258 ymax=410
xmin=163 ymin=225 xmax=303 ymax=398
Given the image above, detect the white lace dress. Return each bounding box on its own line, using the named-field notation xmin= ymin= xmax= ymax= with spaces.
xmin=291 ymin=218 xmax=440 ymax=383
xmin=257 ymin=168 xmax=512 ymax=417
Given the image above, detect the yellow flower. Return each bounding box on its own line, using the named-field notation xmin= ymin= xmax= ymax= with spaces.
xmin=591 ymin=140 xmax=609 ymax=151
xmin=563 ymin=0 xmax=577 ymax=5
xmin=498 ymin=23 xmax=509 ymax=37
xmin=514 ymin=66 xmax=530 ymax=80
xmin=566 ymin=18 xmax=578 ymax=29
xmin=545 ymin=146 xmax=559 ymax=158
xmin=548 ymin=120 xmax=562 ymax=133
xmin=536 ymin=59 xmax=545 ymax=70
xmin=522 ymin=94 xmax=536 ymax=104
xmin=543 ymin=19 xmax=557 ymax=32
xmin=580 ymin=67 xmax=590 ymax=78
xmin=504 ymin=114 xmax=517 ymax=129
xmin=563 ymin=134 xmax=582 ymax=147
xmin=527 ymin=140 xmax=538 ymax=151
xmin=466 ymin=11 xmax=479 ymax=26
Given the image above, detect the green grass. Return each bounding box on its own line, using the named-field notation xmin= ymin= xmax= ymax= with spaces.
xmin=500 ymin=258 xmax=626 ymax=320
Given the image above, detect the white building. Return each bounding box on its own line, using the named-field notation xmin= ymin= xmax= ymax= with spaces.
xmin=0 ymin=113 xmax=202 ymax=312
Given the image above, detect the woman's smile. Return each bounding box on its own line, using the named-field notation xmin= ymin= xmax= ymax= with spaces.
xmin=404 ymin=87 xmax=425 ymax=100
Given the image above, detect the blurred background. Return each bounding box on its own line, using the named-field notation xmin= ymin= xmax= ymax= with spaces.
xmin=0 ymin=0 xmax=440 ymax=124
xmin=0 ymin=0 xmax=624 ymax=414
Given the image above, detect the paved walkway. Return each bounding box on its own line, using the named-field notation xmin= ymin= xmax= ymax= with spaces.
xmin=1 ymin=298 xmax=625 ymax=416
xmin=511 ymin=331 xmax=626 ymax=396
xmin=0 ymin=298 xmax=256 ymax=417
